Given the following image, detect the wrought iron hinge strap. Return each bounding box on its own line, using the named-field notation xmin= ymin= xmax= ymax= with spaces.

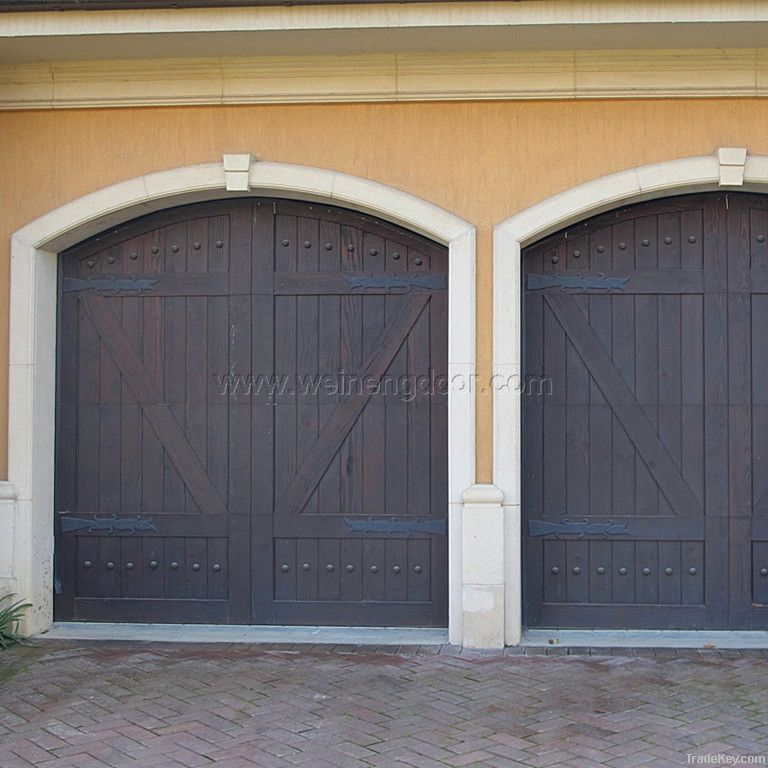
xmin=344 ymin=517 xmax=447 ymax=536
xmin=343 ymin=273 xmax=446 ymax=293
xmin=63 ymin=276 xmax=159 ymax=295
xmin=60 ymin=514 xmax=157 ymax=534
xmin=526 ymin=273 xmax=629 ymax=293
xmin=529 ymin=518 xmax=628 ymax=538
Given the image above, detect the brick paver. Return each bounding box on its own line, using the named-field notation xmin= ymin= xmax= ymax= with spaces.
xmin=0 ymin=642 xmax=767 ymax=767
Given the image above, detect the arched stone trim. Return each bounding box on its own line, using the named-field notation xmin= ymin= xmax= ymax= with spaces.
xmin=7 ymin=160 xmax=476 ymax=642
xmin=493 ymin=148 xmax=768 ymax=645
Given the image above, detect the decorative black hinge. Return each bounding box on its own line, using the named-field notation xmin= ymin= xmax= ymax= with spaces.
xmin=60 ymin=514 xmax=157 ymax=535
xmin=344 ymin=517 xmax=447 ymax=536
xmin=62 ymin=276 xmax=159 ymax=295
xmin=528 ymin=518 xmax=628 ymax=538
xmin=343 ymin=273 xmax=446 ymax=293
xmin=526 ymin=273 xmax=629 ymax=293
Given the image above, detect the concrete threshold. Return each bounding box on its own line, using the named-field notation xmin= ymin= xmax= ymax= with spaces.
xmin=522 ymin=629 xmax=768 ymax=649
xmin=39 ymin=622 xmax=449 ymax=646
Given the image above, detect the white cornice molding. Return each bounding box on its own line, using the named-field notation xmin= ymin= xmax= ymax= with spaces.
xmin=4 ymin=2 xmax=768 ymax=37
xmin=2 ymin=48 xmax=767 ymax=109
xmin=4 ymin=3 xmax=768 ymax=63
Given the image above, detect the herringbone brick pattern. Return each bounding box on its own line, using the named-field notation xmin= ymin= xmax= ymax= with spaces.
xmin=0 ymin=642 xmax=767 ymax=767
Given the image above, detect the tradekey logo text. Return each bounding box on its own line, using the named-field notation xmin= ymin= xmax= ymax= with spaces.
xmin=687 ymin=756 xmax=766 ymax=766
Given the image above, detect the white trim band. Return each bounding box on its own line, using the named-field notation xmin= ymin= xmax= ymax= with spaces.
xmin=3 ymin=49 xmax=768 ymax=109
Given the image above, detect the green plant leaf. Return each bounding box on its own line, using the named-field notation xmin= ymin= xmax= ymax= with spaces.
xmin=0 ymin=594 xmax=31 ymax=648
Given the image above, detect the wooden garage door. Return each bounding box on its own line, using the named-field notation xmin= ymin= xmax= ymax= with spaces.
xmin=55 ymin=199 xmax=448 ymax=627
xmin=523 ymin=193 xmax=768 ymax=630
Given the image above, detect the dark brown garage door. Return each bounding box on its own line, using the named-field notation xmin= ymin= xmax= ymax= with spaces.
xmin=54 ymin=199 xmax=448 ymax=626
xmin=523 ymin=193 xmax=768 ymax=630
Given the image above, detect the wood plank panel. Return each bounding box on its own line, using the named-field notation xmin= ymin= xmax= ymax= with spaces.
xmin=56 ymin=198 xmax=449 ymax=627
xmin=523 ymin=193 xmax=765 ymax=630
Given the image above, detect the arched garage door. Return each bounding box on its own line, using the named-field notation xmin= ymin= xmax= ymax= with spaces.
xmin=523 ymin=193 xmax=768 ymax=630
xmin=55 ymin=199 xmax=448 ymax=626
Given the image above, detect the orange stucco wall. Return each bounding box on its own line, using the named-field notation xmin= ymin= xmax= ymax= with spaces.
xmin=2 ymin=98 xmax=768 ymax=481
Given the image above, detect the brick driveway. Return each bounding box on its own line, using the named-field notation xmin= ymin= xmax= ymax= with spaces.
xmin=1 ymin=642 xmax=767 ymax=767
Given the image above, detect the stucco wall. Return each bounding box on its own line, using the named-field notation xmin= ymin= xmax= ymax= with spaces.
xmin=2 ymin=98 xmax=768 ymax=480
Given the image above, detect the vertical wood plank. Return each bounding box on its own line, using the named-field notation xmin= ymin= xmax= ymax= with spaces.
xmin=429 ymin=263 xmax=449 ymax=522
xmin=407 ymin=278 xmax=431 ymax=515
xmin=225 ymin=205 xmax=254 ymax=622
xmin=682 ymin=540 xmax=705 ymax=605
xmin=612 ymin=541 xmax=635 ymax=604
xmin=566 ymin=282 xmax=590 ymax=517
xmin=317 ymin=220 xmax=342 ymax=514
xmin=611 ymin=220 xmax=636 ymax=517
xmin=318 ymin=539 xmax=340 ymax=601
xmin=186 ymin=538 xmax=208 ymax=599
xmin=362 ymin=539 xmax=386 ymax=601
xmin=76 ymin=538 xmax=99 ymax=598
xmin=228 ymin=203 xmax=252 ymax=521
xmin=77 ymin=295 xmax=100 ymax=512
xmin=120 ymin=236 xmax=144 ymax=516
xmin=728 ymin=196 xmax=754 ymax=626
xmin=120 ymin=537 xmax=143 ymax=598
xmin=589 ymin=227 xmax=613 ymax=519
xmin=274 ymin=214 xmax=298 ymax=512
xmin=98 ymin=245 xmax=123 ymax=517
xmin=340 ymin=539 xmax=363 ymax=601
xmin=251 ymin=201 xmax=276 ymax=623
xmin=185 ymin=218 xmax=209 ymax=515
xmin=162 ymin=221 xmax=187 ymax=514
xmin=339 ymin=224 xmax=363 ymax=515
xmin=385 ymin=238 xmax=409 ymax=517
xmin=407 ymin=539 xmax=430 ymax=602
xmin=703 ymin=195 xmax=729 ymax=627
xmin=142 ymin=228 xmax=165 ymax=514
xmin=296 ymin=539 xmax=319 ymax=601
xmin=752 ymin=541 xmax=768 ymax=605
xmin=362 ymin=231 xmax=387 ymax=517
xmin=164 ymin=537 xmax=186 ymax=599
xmin=386 ymin=539 xmax=409 ymax=602
xmin=208 ymin=538 xmax=229 ymax=601
xmin=565 ymin=540 xmax=589 ymax=604
xmin=274 ymin=539 xmax=296 ymax=601
xmin=752 ymin=294 xmax=768 ymax=522
xmin=543 ymin=295 xmax=566 ymax=516
xmin=658 ymin=541 xmax=681 ymax=605
xmin=542 ymin=540 xmax=566 ymax=604
xmin=99 ymin=538 xmax=121 ymax=598
xmin=635 ymin=541 xmax=658 ymax=604
xmin=589 ymin=540 xmax=612 ymax=604
xmin=635 ymin=215 xmax=660 ymax=516
xmin=142 ymin=537 xmax=164 ymax=598
xmin=296 ymin=216 xmax=321 ymax=515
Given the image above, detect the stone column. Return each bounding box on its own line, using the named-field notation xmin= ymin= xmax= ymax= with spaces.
xmin=0 ymin=481 xmax=18 ymax=597
xmin=461 ymin=484 xmax=505 ymax=648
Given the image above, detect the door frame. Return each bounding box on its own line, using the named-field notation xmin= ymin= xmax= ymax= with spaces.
xmin=494 ymin=147 xmax=768 ymax=645
xmin=6 ymin=159 xmax=475 ymax=642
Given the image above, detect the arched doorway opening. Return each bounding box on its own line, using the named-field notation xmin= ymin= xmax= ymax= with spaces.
xmin=9 ymin=160 xmax=475 ymax=640
xmin=55 ymin=197 xmax=449 ymax=627
xmin=520 ymin=192 xmax=768 ymax=630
